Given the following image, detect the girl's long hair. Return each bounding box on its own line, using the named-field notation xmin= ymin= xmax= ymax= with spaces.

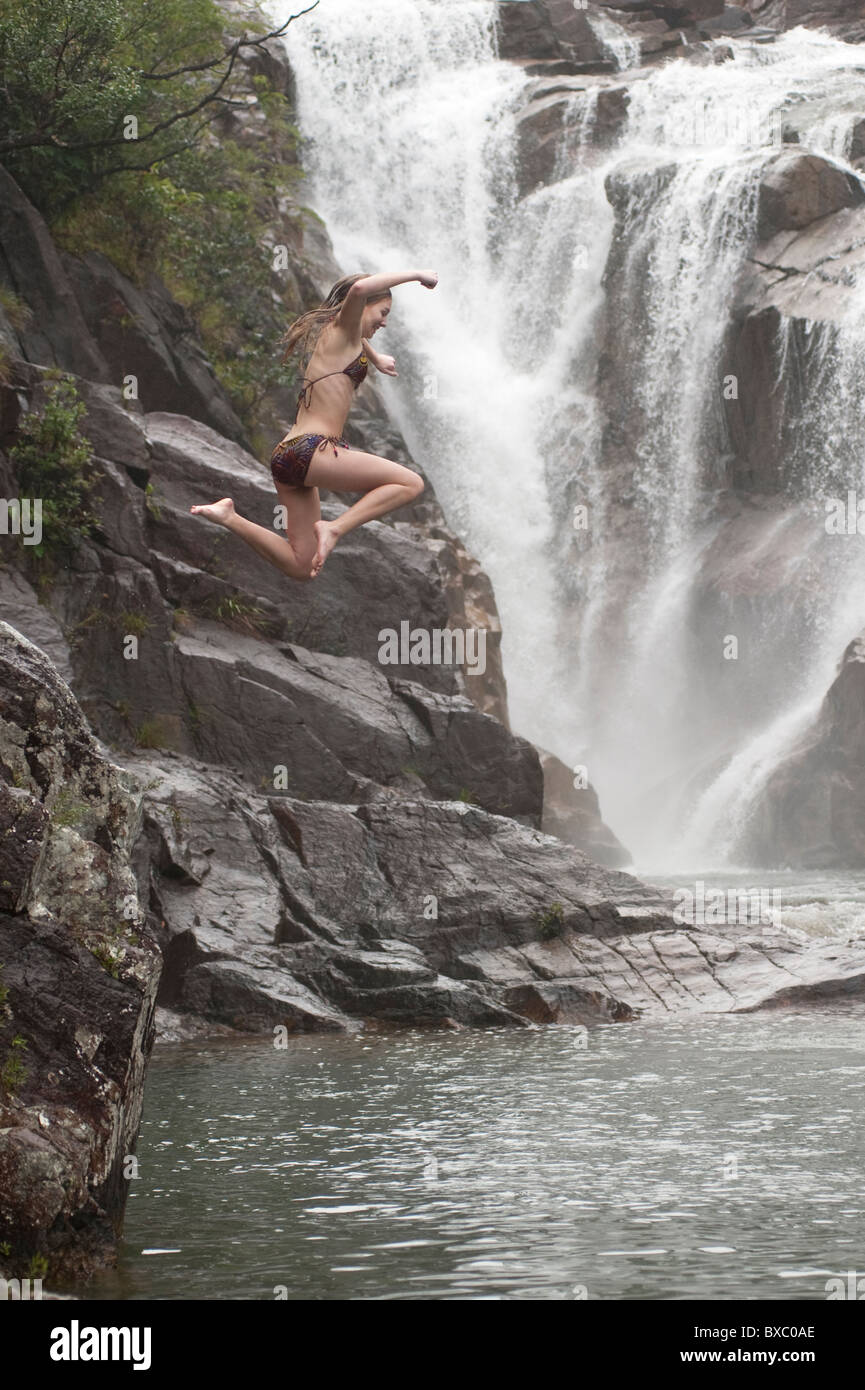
xmin=278 ymin=273 xmax=391 ymax=364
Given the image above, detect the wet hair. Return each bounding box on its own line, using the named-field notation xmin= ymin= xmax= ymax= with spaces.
xmin=278 ymin=273 xmax=392 ymax=364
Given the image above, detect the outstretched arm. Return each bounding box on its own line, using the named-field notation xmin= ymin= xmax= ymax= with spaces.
xmin=362 ymin=338 xmax=398 ymax=376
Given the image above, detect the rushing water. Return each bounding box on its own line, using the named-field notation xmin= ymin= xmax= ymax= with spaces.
xmin=81 ymin=1000 xmax=865 ymax=1301
xmin=643 ymin=868 xmax=865 ymax=944
xmin=272 ymin=1 xmax=865 ymax=870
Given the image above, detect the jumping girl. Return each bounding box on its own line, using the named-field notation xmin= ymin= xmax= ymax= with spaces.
xmin=190 ymin=269 xmax=438 ymax=579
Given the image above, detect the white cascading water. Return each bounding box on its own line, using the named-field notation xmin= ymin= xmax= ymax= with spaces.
xmin=272 ymin=0 xmax=865 ymax=872
xmin=276 ymin=0 xmax=586 ymax=752
xmin=586 ymin=10 xmax=642 ymax=71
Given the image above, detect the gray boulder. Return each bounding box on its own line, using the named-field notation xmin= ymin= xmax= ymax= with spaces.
xmin=0 ymin=569 xmax=73 ymax=684
xmin=496 ymin=0 xmax=609 ymax=69
xmin=756 ymin=152 xmax=865 ymax=241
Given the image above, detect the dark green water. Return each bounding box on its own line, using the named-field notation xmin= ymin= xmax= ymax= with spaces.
xmin=82 ymin=1004 xmax=865 ymax=1301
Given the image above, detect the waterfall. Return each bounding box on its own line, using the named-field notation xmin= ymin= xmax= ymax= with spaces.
xmin=586 ymin=11 xmax=642 ymax=72
xmin=272 ymin=0 xmax=865 ymax=871
xmin=277 ymin=0 xmax=588 ymax=753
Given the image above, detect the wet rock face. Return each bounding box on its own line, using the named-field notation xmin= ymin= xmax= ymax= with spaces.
xmin=538 ymin=748 xmax=631 ymax=867
xmin=497 ymin=0 xmax=863 ymax=90
xmin=743 ymin=0 xmax=865 ymax=40
xmin=746 ymin=633 xmax=865 ymax=867
xmin=0 ymin=165 xmax=108 ymax=384
xmin=496 ymin=0 xmax=608 ymax=69
xmin=499 ymin=0 xmax=861 ymax=60
xmin=515 ymin=79 xmax=630 ymax=197
xmin=130 ymin=747 xmax=865 ymax=1038
xmin=0 ymin=625 xmax=161 ymax=1283
xmin=0 ymin=166 xmax=248 ymax=448
xmin=505 ymin=6 xmax=865 ymax=872
xmin=497 ymin=0 xmax=738 ymax=78
xmin=131 ymin=750 xmax=659 ymax=1034
xmin=61 ymin=251 xmax=249 ymax=447
xmin=31 ymin=606 xmax=864 ymax=1078
xmin=597 ymin=150 xmax=865 ymax=868
xmin=724 ymin=158 xmax=865 ymax=497
xmin=0 ymin=569 xmax=73 ymax=684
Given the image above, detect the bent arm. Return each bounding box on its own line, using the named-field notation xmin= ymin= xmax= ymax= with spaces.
xmin=361 ymin=336 xmax=381 ymax=367
xmin=335 ymin=269 xmax=436 ymax=338
xmin=354 ymin=269 xmax=432 ymax=297
xmin=362 ymin=338 xmax=396 ymax=374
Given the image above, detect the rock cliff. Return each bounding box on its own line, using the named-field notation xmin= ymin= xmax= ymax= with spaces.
xmin=0 ymin=625 xmax=160 ymax=1283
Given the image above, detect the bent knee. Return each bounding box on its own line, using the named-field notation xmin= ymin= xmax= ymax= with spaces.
xmin=281 ymin=546 xmax=314 ymax=582
xmin=289 ymin=555 xmax=316 ymax=582
xmin=407 ymin=472 xmax=424 ymax=497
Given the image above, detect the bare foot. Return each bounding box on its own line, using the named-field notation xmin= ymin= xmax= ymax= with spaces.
xmin=190 ymin=497 xmax=236 ymax=526
xmin=311 ymin=520 xmax=340 ymax=577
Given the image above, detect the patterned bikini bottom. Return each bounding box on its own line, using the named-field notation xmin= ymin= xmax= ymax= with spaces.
xmin=270 ymin=432 xmax=351 ymax=489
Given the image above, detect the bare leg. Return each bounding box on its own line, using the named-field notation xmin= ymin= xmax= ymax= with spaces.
xmin=312 ymin=483 xmax=422 ymax=574
xmin=189 ymin=498 xmax=313 ymax=582
xmin=304 ymin=447 xmax=424 ymax=576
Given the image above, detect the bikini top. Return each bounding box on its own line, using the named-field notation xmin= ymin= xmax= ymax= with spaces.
xmin=296 ymin=349 xmax=368 ymax=413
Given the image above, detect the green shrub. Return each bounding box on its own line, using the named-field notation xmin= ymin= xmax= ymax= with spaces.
xmin=120 ymin=610 xmax=151 ymax=636
xmin=0 ymin=1036 xmax=28 ymax=1096
xmin=144 ymin=482 xmax=162 ymax=519
xmin=0 ymin=0 xmax=306 ymax=430
xmin=536 ymin=901 xmax=566 ymax=941
xmin=50 ymin=787 xmax=90 ymax=830
xmin=135 ymin=718 xmax=168 ymax=749
xmin=0 ymin=286 xmax=31 ymax=332
xmin=71 ymin=920 xmax=139 ymax=978
xmin=8 ymin=376 xmax=96 ymax=560
xmin=206 ymin=593 xmax=273 ymax=635
xmin=0 ymin=0 xmax=227 ymax=211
